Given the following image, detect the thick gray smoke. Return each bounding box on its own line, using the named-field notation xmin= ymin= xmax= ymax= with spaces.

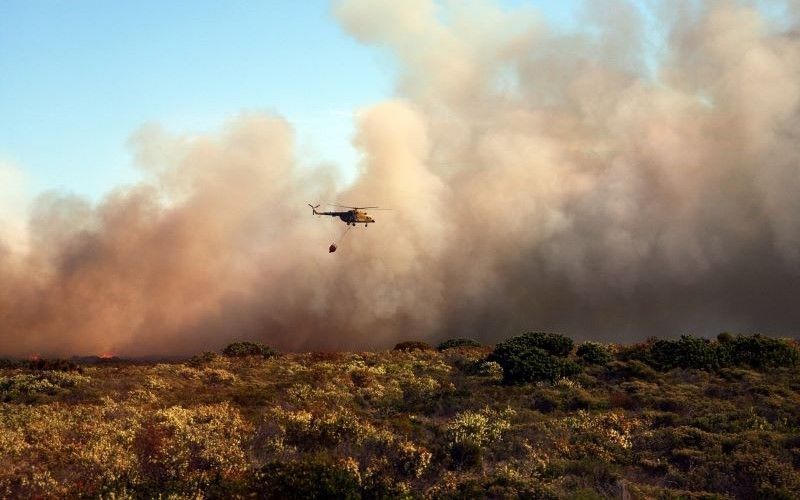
xmin=1 ymin=0 xmax=799 ymax=357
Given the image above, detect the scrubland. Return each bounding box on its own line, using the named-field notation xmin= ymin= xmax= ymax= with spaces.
xmin=1 ymin=334 xmax=799 ymax=499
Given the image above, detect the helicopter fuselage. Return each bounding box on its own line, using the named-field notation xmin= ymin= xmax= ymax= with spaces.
xmin=338 ymin=210 xmax=374 ymax=225
xmin=311 ymin=205 xmax=375 ymax=226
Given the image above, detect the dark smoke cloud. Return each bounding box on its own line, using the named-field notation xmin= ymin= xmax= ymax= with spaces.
xmin=1 ymin=0 xmax=799 ymax=356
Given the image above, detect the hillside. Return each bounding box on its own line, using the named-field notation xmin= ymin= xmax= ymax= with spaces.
xmin=1 ymin=334 xmax=799 ymax=498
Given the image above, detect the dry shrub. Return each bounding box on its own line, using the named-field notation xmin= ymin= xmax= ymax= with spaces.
xmin=393 ymin=341 xmax=433 ymax=352
xmin=135 ymin=403 xmax=252 ymax=492
xmin=309 ymin=351 xmax=346 ymax=363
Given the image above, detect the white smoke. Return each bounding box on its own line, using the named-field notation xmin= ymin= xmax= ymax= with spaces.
xmin=1 ymin=0 xmax=799 ymax=357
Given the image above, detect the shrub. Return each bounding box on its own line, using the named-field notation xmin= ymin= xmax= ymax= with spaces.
xmin=254 ymin=456 xmax=361 ymax=499
xmin=263 ymin=407 xmax=373 ymax=450
xmin=644 ymin=334 xmax=799 ymax=372
xmin=308 ymin=351 xmax=345 ymax=363
xmin=576 ymin=342 xmax=613 ymax=365
xmin=394 ymin=440 xmax=433 ymax=478
xmin=475 ymin=360 xmax=503 ymax=379
xmin=532 ymin=390 xmax=561 ymax=413
xmin=615 ymin=339 xmax=657 ymax=365
xmin=489 ymin=333 xmax=581 ymax=384
xmin=0 ymin=371 xmax=90 ymax=402
xmin=135 ymin=403 xmax=251 ymax=492
xmin=437 ymin=338 xmax=481 ymax=351
xmin=518 ymin=332 xmax=574 ymax=357
xmin=202 ymin=368 xmax=236 ymax=385
xmin=431 ymin=472 xmax=558 ymax=499
xmin=0 ymin=375 xmax=62 ymax=402
xmin=441 ymin=344 xmax=492 ymax=376
xmin=23 ymin=358 xmax=81 ymax=372
xmin=562 ymin=411 xmax=640 ymax=461
xmin=188 ymin=351 xmax=219 ymax=366
xmin=648 ymin=335 xmax=720 ymax=371
xmin=447 ymin=407 xmax=515 ymax=449
xmin=602 ymin=360 xmax=658 ymax=382
xmin=446 ymin=407 xmax=515 ymax=467
xmin=221 ymin=341 xmax=278 ymax=359
xmin=717 ymin=332 xmax=733 ymax=343
xmin=393 ymin=341 xmax=433 ymax=352
xmin=721 ymin=334 xmax=799 ymax=369
xmin=0 ymin=359 xmax=20 ymax=369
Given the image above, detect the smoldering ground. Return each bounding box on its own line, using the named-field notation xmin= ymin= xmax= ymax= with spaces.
xmin=1 ymin=0 xmax=799 ymax=357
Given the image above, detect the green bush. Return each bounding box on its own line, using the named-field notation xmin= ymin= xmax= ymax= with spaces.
xmin=490 ymin=334 xmax=581 ymax=385
xmin=717 ymin=332 xmax=733 ymax=343
xmin=643 ymin=334 xmax=798 ymax=372
xmin=393 ymin=341 xmax=433 ymax=352
xmin=221 ymin=341 xmax=278 ymax=358
xmin=508 ymin=332 xmax=574 ymax=357
xmin=721 ymin=334 xmax=799 ymax=369
xmin=437 ymin=338 xmax=481 ymax=351
xmin=648 ymin=335 xmax=720 ymax=371
xmin=576 ymin=342 xmax=612 ymax=365
xmin=254 ymin=456 xmax=361 ymax=499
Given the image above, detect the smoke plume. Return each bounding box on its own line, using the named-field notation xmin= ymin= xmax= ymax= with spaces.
xmin=2 ymin=0 xmax=800 ymax=356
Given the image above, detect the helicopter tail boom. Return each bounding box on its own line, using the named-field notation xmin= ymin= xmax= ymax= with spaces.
xmin=308 ymin=203 xmax=320 ymax=215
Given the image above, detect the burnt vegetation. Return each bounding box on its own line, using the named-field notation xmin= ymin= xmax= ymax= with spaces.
xmin=1 ymin=333 xmax=799 ymax=498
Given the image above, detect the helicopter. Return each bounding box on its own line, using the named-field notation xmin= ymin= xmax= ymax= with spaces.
xmin=307 ymin=204 xmax=380 ymax=227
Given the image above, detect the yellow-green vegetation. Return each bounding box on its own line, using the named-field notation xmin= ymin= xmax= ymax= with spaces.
xmin=1 ymin=333 xmax=799 ymax=498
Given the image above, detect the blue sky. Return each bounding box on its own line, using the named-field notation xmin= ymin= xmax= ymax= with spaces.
xmin=1 ymin=0 xmax=582 ymax=200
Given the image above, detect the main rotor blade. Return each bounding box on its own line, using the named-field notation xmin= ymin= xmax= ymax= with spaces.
xmin=329 ymin=204 xmax=380 ymax=209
